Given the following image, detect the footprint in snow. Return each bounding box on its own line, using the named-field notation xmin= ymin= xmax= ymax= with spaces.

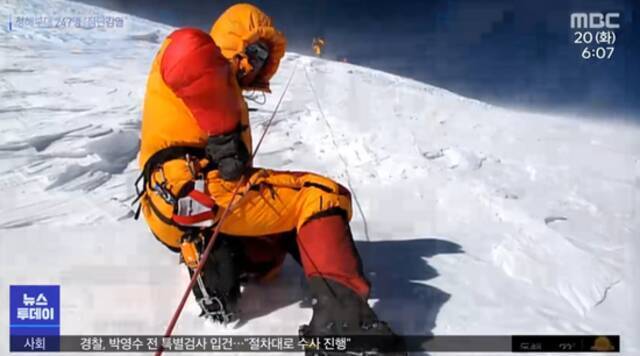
xmin=544 ymin=216 xmax=568 ymax=225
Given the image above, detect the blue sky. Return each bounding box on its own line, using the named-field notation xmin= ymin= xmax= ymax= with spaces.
xmin=76 ymin=0 xmax=639 ymax=120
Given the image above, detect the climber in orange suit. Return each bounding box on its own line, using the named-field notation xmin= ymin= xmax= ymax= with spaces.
xmin=136 ymin=4 xmax=402 ymax=349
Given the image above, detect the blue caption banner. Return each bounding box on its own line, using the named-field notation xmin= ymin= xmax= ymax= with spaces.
xmin=10 ymin=285 xmax=60 ymax=352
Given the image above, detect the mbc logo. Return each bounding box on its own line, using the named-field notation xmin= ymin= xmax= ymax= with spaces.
xmin=570 ymin=13 xmax=620 ymax=29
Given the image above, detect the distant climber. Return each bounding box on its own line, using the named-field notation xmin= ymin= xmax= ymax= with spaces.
xmin=312 ymin=37 xmax=325 ymax=57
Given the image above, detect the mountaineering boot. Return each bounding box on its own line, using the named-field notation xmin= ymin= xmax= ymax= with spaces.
xmin=299 ymin=277 xmax=406 ymax=356
xmin=184 ymin=233 xmax=246 ymax=324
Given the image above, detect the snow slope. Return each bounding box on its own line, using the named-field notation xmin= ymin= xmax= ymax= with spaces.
xmin=1 ymin=0 xmax=639 ymax=354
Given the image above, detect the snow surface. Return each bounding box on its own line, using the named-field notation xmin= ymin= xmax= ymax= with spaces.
xmin=1 ymin=0 xmax=639 ymax=355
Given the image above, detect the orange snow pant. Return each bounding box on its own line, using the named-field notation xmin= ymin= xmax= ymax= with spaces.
xmin=141 ymin=164 xmax=370 ymax=298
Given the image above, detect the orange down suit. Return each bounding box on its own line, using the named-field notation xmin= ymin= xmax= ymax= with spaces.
xmin=138 ymin=4 xmax=370 ymax=297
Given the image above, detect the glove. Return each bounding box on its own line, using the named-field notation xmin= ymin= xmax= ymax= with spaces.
xmin=205 ymin=129 xmax=250 ymax=181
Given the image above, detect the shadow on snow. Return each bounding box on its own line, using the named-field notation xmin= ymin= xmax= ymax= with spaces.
xmin=234 ymin=237 xmax=463 ymax=339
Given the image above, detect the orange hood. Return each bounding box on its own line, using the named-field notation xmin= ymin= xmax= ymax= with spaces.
xmin=210 ymin=3 xmax=287 ymax=92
